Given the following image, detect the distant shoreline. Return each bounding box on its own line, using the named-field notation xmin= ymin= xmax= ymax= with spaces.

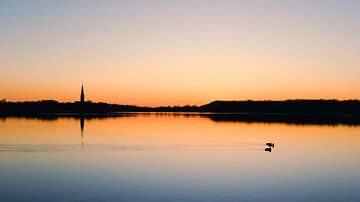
xmin=1 ymin=99 xmax=360 ymax=126
xmin=1 ymin=99 xmax=359 ymax=114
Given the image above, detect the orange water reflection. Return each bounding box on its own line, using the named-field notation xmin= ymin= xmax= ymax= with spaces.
xmin=1 ymin=114 xmax=359 ymax=153
xmin=1 ymin=114 xmax=360 ymax=202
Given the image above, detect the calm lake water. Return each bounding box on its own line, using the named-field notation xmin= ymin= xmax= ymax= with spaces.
xmin=1 ymin=114 xmax=359 ymax=202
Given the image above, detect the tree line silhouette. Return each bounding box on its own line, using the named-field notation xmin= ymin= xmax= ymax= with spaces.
xmin=1 ymin=99 xmax=360 ymax=114
xmin=1 ymin=99 xmax=360 ymax=125
xmin=202 ymin=100 xmax=360 ymax=113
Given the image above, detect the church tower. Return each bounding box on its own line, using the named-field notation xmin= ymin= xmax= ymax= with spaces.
xmin=80 ymin=84 xmax=85 ymax=103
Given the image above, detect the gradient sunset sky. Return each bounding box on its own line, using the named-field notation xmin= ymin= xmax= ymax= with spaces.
xmin=1 ymin=0 xmax=360 ymax=106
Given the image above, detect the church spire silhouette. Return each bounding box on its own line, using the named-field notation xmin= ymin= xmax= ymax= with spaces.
xmin=80 ymin=84 xmax=85 ymax=103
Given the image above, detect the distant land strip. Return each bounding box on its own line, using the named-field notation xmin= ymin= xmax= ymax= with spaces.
xmin=1 ymin=99 xmax=360 ymax=126
xmin=1 ymin=99 xmax=360 ymax=114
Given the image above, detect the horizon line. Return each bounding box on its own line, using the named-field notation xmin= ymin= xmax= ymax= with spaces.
xmin=2 ymin=98 xmax=360 ymax=108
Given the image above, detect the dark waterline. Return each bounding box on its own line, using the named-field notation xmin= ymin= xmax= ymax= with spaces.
xmin=1 ymin=112 xmax=360 ymax=126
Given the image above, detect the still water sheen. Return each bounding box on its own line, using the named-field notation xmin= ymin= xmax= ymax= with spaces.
xmin=0 ymin=114 xmax=359 ymax=202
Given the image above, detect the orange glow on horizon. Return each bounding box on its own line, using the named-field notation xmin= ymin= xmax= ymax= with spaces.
xmin=1 ymin=83 xmax=359 ymax=107
xmin=1 ymin=1 xmax=360 ymax=106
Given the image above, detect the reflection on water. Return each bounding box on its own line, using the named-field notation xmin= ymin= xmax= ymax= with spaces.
xmin=2 ymin=112 xmax=360 ymax=126
xmin=0 ymin=114 xmax=360 ymax=202
xmin=80 ymin=114 xmax=84 ymax=148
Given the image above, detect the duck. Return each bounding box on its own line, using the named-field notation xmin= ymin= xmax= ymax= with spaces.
xmin=266 ymin=142 xmax=275 ymax=148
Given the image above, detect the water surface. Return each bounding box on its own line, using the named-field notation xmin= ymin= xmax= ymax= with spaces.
xmin=0 ymin=114 xmax=359 ymax=201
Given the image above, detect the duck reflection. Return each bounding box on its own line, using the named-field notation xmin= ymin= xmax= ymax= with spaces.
xmin=265 ymin=147 xmax=272 ymax=152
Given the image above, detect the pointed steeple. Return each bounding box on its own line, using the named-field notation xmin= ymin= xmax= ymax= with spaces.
xmin=80 ymin=84 xmax=85 ymax=103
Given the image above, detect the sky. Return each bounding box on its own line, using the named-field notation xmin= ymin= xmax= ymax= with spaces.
xmin=1 ymin=0 xmax=360 ymax=106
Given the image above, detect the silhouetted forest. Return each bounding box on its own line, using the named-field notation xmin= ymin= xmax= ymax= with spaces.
xmin=1 ymin=99 xmax=360 ymax=125
xmin=201 ymin=100 xmax=360 ymax=113
xmin=0 ymin=100 xmax=198 ymax=114
xmin=1 ymin=99 xmax=360 ymax=114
